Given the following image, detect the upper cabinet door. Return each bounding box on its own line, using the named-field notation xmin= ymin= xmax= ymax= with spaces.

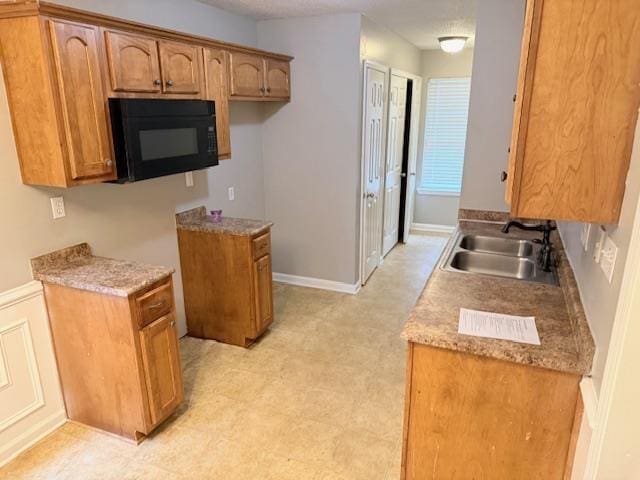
xmin=203 ymin=48 xmax=231 ymax=158
xmin=265 ymin=59 xmax=290 ymax=99
xmin=229 ymin=52 xmax=264 ymax=97
xmin=158 ymin=40 xmax=202 ymax=94
xmin=48 ymin=20 xmax=114 ymax=181
xmin=104 ymin=31 xmax=161 ymax=93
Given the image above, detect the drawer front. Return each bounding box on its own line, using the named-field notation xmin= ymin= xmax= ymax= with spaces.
xmin=252 ymin=232 xmax=271 ymax=260
xmin=136 ymin=280 xmax=174 ymax=328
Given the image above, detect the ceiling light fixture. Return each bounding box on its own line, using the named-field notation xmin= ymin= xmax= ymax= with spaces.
xmin=438 ymin=36 xmax=468 ymax=54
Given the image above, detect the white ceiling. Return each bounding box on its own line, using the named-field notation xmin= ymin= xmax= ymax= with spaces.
xmin=197 ymin=0 xmax=476 ymax=50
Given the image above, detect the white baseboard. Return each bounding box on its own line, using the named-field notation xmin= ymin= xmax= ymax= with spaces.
xmin=0 ymin=411 xmax=67 ymax=467
xmin=273 ymin=273 xmax=360 ymax=295
xmin=580 ymin=377 xmax=599 ymax=429
xmin=411 ymin=223 xmax=455 ymax=235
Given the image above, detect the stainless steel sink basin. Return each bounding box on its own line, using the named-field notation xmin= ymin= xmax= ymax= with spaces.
xmin=459 ymin=234 xmax=533 ymax=257
xmin=442 ymin=231 xmax=558 ymax=285
xmin=449 ymin=251 xmax=535 ymax=280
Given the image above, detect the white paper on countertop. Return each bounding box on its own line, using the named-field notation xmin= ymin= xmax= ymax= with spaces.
xmin=458 ymin=308 xmax=541 ymax=345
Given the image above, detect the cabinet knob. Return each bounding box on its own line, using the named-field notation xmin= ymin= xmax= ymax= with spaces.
xmin=105 ymin=159 xmax=113 ymax=167
xmin=501 ymin=171 xmax=508 ymax=182
xmin=169 ymin=319 xmax=175 ymax=327
xmin=153 ymin=79 xmax=162 ymax=86
xmin=513 ymin=94 xmax=517 ymax=102
xmin=259 ymin=87 xmax=265 ymax=93
xmin=166 ymin=80 xmax=174 ymax=87
xmin=266 ymin=87 xmax=272 ymax=93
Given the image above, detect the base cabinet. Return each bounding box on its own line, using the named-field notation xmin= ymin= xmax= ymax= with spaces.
xmin=43 ymin=278 xmax=183 ymax=441
xmin=402 ymin=343 xmax=581 ymax=479
xmin=177 ymin=226 xmax=274 ymax=347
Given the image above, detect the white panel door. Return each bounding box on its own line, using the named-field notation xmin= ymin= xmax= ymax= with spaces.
xmin=361 ymin=63 xmax=387 ymax=284
xmin=382 ymin=74 xmax=407 ymax=256
xmin=403 ymin=77 xmax=422 ymax=243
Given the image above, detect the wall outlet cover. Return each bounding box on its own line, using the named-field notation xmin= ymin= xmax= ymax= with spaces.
xmin=50 ymin=197 xmax=65 ymax=219
xmin=228 ymin=187 xmax=235 ymax=201
xmin=593 ymin=226 xmax=607 ymax=263
xmin=600 ymin=235 xmax=618 ymax=284
xmin=185 ymin=171 xmax=194 ymax=187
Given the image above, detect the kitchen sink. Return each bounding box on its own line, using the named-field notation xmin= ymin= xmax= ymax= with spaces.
xmin=459 ymin=234 xmax=533 ymax=257
xmin=442 ymin=231 xmax=558 ymax=285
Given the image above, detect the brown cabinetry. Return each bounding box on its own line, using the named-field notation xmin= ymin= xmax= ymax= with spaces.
xmin=402 ymin=343 xmax=581 ymax=479
xmin=229 ymin=52 xmax=291 ymax=100
xmin=505 ymin=0 xmax=640 ymax=224
xmin=203 ymin=48 xmax=231 ymax=158
xmin=0 ymin=2 xmax=292 ymax=186
xmin=43 ymin=278 xmax=183 ymax=441
xmin=177 ymin=215 xmax=274 ymax=347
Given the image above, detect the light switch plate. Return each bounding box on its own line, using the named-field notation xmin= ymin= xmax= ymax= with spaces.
xmin=600 ymin=235 xmax=618 ymax=284
xmin=50 ymin=196 xmax=65 ymax=219
xmin=185 ymin=171 xmax=194 ymax=187
xmin=228 ymin=187 xmax=235 ymax=201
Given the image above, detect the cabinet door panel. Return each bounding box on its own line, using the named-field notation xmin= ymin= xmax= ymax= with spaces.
xmin=265 ymin=59 xmax=290 ymax=99
xmin=252 ymin=254 xmax=273 ymax=336
xmin=139 ymin=314 xmax=183 ymax=427
xmin=49 ymin=20 xmax=114 ymax=180
xmin=104 ymin=31 xmax=161 ymax=93
xmin=159 ymin=40 xmax=202 ymax=94
xmin=203 ymin=48 xmax=231 ymax=158
xmin=229 ymin=52 xmax=264 ymax=97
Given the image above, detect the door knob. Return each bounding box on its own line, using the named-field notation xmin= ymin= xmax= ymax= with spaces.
xmin=365 ymin=192 xmax=375 ymax=199
xmin=400 ymin=172 xmax=407 ymax=178
xmin=166 ymin=80 xmax=174 ymax=87
xmin=410 ymin=172 xmax=416 ymax=176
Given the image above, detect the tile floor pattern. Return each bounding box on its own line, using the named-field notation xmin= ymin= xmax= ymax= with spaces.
xmin=0 ymin=234 xmax=447 ymax=480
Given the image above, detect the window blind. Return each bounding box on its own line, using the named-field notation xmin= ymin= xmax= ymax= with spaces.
xmin=419 ymin=77 xmax=471 ymax=195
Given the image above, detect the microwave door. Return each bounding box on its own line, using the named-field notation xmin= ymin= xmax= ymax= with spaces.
xmin=124 ymin=115 xmax=217 ymax=181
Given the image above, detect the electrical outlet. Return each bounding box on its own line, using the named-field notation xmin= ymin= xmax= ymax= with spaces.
xmin=228 ymin=187 xmax=235 ymax=201
xmin=185 ymin=171 xmax=194 ymax=187
xmin=50 ymin=196 xmax=65 ymax=219
xmin=600 ymin=235 xmax=618 ymax=284
xmin=593 ymin=226 xmax=607 ymax=263
xmin=580 ymin=224 xmax=591 ymax=252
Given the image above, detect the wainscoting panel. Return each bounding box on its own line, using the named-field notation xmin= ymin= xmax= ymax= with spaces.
xmin=0 ymin=281 xmax=66 ymax=466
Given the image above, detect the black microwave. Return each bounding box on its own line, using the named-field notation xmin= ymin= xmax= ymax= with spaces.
xmin=109 ymin=98 xmax=218 ymax=183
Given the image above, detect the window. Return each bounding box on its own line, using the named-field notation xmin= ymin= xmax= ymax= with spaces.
xmin=419 ymin=77 xmax=471 ymax=195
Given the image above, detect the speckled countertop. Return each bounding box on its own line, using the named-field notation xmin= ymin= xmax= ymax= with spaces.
xmin=176 ymin=206 xmax=273 ymax=237
xmin=31 ymin=243 xmax=174 ymax=297
xmin=403 ymin=220 xmax=595 ymax=375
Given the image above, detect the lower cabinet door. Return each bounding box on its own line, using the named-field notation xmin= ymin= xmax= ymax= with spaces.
xmin=139 ymin=314 xmax=183 ymax=427
xmin=252 ymin=254 xmax=274 ymax=336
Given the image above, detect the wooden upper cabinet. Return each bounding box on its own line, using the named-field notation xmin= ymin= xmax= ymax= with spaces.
xmin=104 ymin=31 xmax=161 ymax=93
xmin=158 ymin=40 xmax=202 ymax=94
xmin=203 ymin=48 xmax=231 ymax=158
xmin=48 ymin=20 xmax=114 ymax=181
xmin=139 ymin=313 xmax=183 ymax=427
xmin=506 ymin=0 xmax=640 ymax=224
xmin=229 ymin=52 xmax=265 ymax=98
xmin=265 ymin=59 xmax=290 ymax=99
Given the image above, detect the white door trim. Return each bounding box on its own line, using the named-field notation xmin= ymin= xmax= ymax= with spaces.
xmin=583 ymin=189 xmax=640 ymax=478
xmin=359 ymin=59 xmax=389 ymax=286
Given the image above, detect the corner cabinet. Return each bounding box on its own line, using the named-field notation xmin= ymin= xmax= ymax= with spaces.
xmin=43 ymin=278 xmax=183 ymax=442
xmin=0 ymin=1 xmax=293 ymax=187
xmin=505 ymin=0 xmax=640 ymax=224
xmin=229 ymin=52 xmax=291 ymax=101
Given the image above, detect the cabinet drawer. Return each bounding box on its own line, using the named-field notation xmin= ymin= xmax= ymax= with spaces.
xmin=252 ymin=232 xmax=271 ymax=259
xmin=136 ymin=280 xmax=174 ymax=328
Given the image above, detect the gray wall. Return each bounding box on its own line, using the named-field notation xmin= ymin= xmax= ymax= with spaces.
xmin=258 ymin=14 xmax=363 ymax=285
xmin=414 ymin=48 xmax=475 ymax=226
xmin=360 ymin=16 xmax=421 ymax=75
xmin=0 ymin=0 xmax=264 ymax=336
xmin=559 ymin=121 xmax=640 ymax=394
xmin=459 ymin=0 xmax=525 ymax=212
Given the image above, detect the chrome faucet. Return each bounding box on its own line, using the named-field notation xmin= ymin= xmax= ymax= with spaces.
xmin=502 ymin=220 xmax=557 ymax=272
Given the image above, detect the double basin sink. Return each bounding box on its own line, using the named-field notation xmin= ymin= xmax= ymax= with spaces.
xmin=442 ymin=232 xmax=558 ymax=285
